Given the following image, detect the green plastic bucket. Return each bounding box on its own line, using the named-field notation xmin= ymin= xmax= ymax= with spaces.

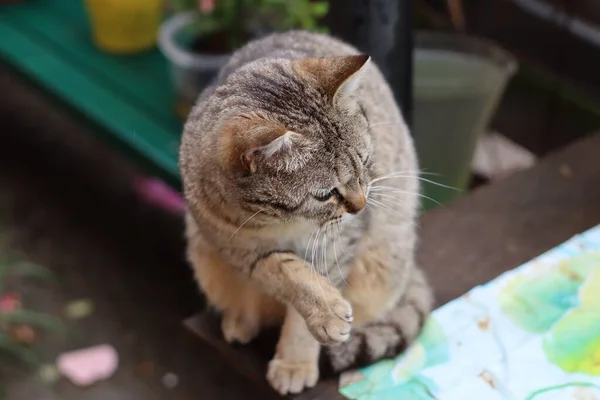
xmin=412 ymin=32 xmax=517 ymax=209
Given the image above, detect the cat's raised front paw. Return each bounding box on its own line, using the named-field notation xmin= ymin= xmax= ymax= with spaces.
xmin=306 ymin=298 xmax=353 ymax=344
xmin=267 ymin=358 xmax=319 ymax=395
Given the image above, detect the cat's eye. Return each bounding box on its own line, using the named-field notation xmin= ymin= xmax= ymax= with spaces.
xmin=315 ymin=188 xmax=340 ymax=202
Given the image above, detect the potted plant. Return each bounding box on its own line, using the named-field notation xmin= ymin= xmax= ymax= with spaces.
xmin=158 ymin=0 xmax=330 ymax=119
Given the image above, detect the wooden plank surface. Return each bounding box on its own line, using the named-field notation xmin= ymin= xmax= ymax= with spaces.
xmin=186 ymin=131 xmax=600 ymax=399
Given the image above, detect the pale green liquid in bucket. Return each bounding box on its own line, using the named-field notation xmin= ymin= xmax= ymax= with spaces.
xmin=412 ymin=49 xmax=513 ymax=210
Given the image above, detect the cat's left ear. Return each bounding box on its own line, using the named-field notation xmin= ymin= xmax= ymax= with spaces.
xmin=294 ymin=54 xmax=371 ymax=103
xmin=219 ymin=117 xmax=313 ymax=175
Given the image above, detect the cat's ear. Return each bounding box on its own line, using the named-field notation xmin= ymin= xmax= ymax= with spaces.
xmin=294 ymin=54 xmax=371 ymax=102
xmin=220 ymin=117 xmax=311 ymax=174
xmin=241 ymin=130 xmax=300 ymax=173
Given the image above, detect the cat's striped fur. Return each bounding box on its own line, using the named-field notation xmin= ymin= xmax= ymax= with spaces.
xmin=179 ymin=30 xmax=434 ymax=395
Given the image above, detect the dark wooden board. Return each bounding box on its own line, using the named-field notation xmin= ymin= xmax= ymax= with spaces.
xmin=418 ymin=132 xmax=600 ymax=306
xmin=185 ymin=131 xmax=600 ymax=399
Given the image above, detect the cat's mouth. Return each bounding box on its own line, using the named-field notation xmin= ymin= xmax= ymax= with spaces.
xmin=324 ymin=214 xmax=354 ymax=227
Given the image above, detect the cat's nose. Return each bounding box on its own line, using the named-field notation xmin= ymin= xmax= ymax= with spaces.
xmin=344 ymin=193 xmax=366 ymax=214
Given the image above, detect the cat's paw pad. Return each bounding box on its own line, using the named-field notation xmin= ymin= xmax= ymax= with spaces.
xmin=221 ymin=311 xmax=259 ymax=344
xmin=306 ymin=298 xmax=353 ymax=344
xmin=267 ymin=358 xmax=319 ymax=395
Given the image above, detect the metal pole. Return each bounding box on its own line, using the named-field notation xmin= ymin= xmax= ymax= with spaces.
xmin=327 ymin=0 xmax=414 ymax=128
xmin=389 ymin=0 xmax=414 ymax=128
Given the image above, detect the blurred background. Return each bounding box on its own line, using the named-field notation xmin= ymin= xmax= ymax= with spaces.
xmin=0 ymin=0 xmax=598 ymax=398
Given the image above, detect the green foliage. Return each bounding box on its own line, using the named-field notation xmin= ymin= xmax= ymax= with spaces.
xmin=2 ymin=310 xmax=63 ymax=333
xmin=0 ymin=260 xmax=54 ymax=286
xmin=171 ymin=0 xmax=197 ymax=11
xmin=250 ymin=0 xmax=330 ymax=33
xmin=0 ymin=257 xmax=63 ymax=366
xmin=172 ymin=0 xmax=330 ymax=49
xmin=0 ymin=331 xmax=37 ymax=365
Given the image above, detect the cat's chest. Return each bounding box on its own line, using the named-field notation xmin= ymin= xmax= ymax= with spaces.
xmin=275 ymin=217 xmax=365 ymax=265
xmin=276 ymin=233 xmax=313 ymax=261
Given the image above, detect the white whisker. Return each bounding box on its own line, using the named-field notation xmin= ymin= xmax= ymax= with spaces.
xmin=368 ymin=194 xmax=422 ymax=224
xmin=304 ymin=229 xmax=316 ymax=264
xmin=369 ymin=169 xmax=418 ymax=182
xmin=367 ymin=199 xmax=420 ymax=229
xmin=367 ymin=198 xmax=397 ymax=214
xmin=368 ymin=120 xmax=402 ymax=129
xmin=370 ymin=196 xmax=419 ymax=218
xmin=370 ymin=191 xmax=403 ymax=201
xmin=304 ymin=228 xmax=318 ymax=306
xmin=417 ymin=170 xmax=443 ymax=177
xmin=369 ymin=192 xmax=413 ymax=209
xmin=322 ymin=225 xmax=332 ymax=285
xmin=369 ymin=186 xmax=442 ymax=206
xmin=317 ymin=226 xmax=323 ymax=276
xmin=229 ymin=210 xmax=262 ymax=239
xmin=309 ymin=260 xmax=318 ymax=306
xmin=311 ymin=227 xmax=321 ymax=270
xmin=311 ymin=227 xmax=327 ymax=306
xmin=417 ymin=176 xmax=459 ymax=190
xmin=370 ymin=172 xmax=459 ymax=191
xmin=333 ymin=222 xmax=350 ymax=287
xmin=372 ymin=194 xmax=414 ymax=209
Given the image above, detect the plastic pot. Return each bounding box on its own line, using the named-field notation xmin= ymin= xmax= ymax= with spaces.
xmin=85 ymin=0 xmax=163 ymax=54
xmin=158 ymin=12 xmax=231 ymax=120
xmin=412 ymin=32 xmax=517 ymax=209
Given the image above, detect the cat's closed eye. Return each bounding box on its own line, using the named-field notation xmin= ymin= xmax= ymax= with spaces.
xmin=315 ymin=188 xmax=341 ymax=202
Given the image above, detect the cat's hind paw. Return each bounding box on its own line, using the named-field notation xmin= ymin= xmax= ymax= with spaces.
xmin=221 ymin=311 xmax=259 ymax=344
xmin=267 ymin=358 xmax=319 ymax=395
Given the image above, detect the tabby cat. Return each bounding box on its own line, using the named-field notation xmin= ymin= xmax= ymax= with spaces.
xmin=179 ymin=30 xmax=434 ymax=395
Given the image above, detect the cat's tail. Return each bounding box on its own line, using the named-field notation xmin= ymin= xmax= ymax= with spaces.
xmin=320 ymin=268 xmax=434 ymax=374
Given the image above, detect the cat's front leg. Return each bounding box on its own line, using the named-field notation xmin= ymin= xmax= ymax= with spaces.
xmin=250 ymin=250 xmax=353 ymax=344
xmin=267 ymin=304 xmax=320 ymax=395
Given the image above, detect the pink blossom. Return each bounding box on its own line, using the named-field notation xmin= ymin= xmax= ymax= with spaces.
xmin=199 ymin=0 xmax=215 ymax=14
xmin=0 ymin=292 xmax=21 ymax=313
xmin=57 ymin=345 xmax=119 ymax=386
xmin=133 ymin=176 xmax=185 ymax=215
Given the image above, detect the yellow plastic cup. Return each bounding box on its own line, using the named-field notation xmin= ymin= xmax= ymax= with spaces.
xmin=85 ymin=0 xmax=163 ymax=54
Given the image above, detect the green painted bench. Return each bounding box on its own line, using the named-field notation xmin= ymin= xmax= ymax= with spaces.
xmin=0 ymin=0 xmax=183 ymax=186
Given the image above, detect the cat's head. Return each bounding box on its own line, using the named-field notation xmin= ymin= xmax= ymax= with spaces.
xmin=216 ymin=55 xmax=374 ymax=226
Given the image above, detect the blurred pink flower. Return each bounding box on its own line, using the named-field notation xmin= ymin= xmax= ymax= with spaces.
xmin=0 ymin=292 xmax=21 ymax=313
xmin=57 ymin=345 xmax=119 ymax=386
xmin=199 ymin=0 xmax=215 ymax=13
xmin=133 ymin=176 xmax=185 ymax=215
